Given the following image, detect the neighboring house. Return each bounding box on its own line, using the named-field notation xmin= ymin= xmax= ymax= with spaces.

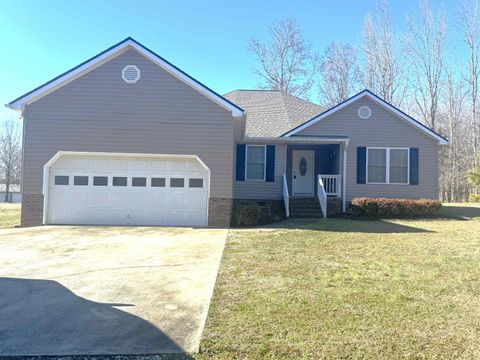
xmin=6 ymin=38 xmax=448 ymax=227
xmin=0 ymin=184 xmax=22 ymax=203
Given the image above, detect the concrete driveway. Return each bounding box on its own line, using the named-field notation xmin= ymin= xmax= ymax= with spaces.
xmin=0 ymin=226 xmax=227 ymax=355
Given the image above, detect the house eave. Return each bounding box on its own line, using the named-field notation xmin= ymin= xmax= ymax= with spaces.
xmin=240 ymin=136 xmax=350 ymax=144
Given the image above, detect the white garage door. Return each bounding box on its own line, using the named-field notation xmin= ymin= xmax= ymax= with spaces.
xmin=46 ymin=154 xmax=209 ymax=226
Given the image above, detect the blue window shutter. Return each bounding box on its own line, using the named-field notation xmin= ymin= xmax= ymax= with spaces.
xmin=266 ymin=145 xmax=275 ymax=182
xmin=236 ymin=144 xmax=246 ymax=181
xmin=410 ymin=148 xmax=419 ymax=185
xmin=357 ymin=147 xmax=367 ymax=184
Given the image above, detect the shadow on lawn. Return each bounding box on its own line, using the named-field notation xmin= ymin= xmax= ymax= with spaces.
xmin=439 ymin=205 xmax=480 ymax=219
xmin=266 ymin=218 xmax=432 ymax=233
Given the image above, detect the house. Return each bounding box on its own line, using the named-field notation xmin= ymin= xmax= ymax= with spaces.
xmin=0 ymin=184 xmax=22 ymax=203
xmin=6 ymin=38 xmax=448 ymax=227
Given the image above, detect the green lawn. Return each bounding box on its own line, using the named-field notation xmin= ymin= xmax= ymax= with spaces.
xmin=199 ymin=204 xmax=480 ymax=359
xmin=0 ymin=203 xmax=20 ymax=229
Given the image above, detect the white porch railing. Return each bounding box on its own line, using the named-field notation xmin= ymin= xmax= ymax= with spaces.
xmin=282 ymin=174 xmax=290 ymax=217
xmin=319 ymin=175 xmax=342 ymax=197
xmin=317 ymin=175 xmax=327 ymax=218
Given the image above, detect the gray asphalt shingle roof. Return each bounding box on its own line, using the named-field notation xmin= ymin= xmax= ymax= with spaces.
xmin=223 ymin=90 xmax=322 ymax=137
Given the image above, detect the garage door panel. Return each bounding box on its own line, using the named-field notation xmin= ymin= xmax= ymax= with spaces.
xmin=73 ymin=159 xmax=90 ymax=170
xmin=70 ymin=191 xmax=89 ymax=206
xmin=50 ymin=191 xmax=70 ymax=206
xmin=112 ymin=159 xmax=129 ymax=171
xmin=91 ymin=192 xmax=110 ymax=206
xmin=188 ymin=192 xmax=207 ymax=206
xmin=149 ymin=160 xmax=167 ymax=171
xmin=47 ymin=155 xmax=209 ymax=226
xmin=166 ymin=192 xmax=187 ymax=207
xmin=130 ymin=160 xmax=149 ymax=171
xmin=92 ymin=159 xmax=111 ymax=170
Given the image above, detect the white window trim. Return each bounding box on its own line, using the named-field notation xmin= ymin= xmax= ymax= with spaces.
xmin=245 ymin=145 xmax=267 ymax=181
xmin=366 ymin=147 xmax=410 ymax=185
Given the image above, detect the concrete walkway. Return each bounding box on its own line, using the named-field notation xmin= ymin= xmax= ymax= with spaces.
xmin=0 ymin=226 xmax=227 ymax=355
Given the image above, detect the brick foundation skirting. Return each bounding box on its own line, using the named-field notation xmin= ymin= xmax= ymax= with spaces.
xmin=208 ymin=198 xmax=232 ymax=227
xmin=21 ymin=194 xmax=44 ymax=227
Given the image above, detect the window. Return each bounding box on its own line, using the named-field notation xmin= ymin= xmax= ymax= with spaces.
xmin=113 ymin=177 xmax=127 ymax=186
xmin=93 ymin=176 xmax=108 ymax=186
xmin=170 ymin=178 xmax=184 ymax=187
xmin=246 ymin=145 xmax=266 ymax=180
xmin=189 ymin=178 xmax=203 ymax=188
xmin=367 ymin=148 xmax=409 ymax=184
xmin=367 ymin=148 xmax=387 ymax=183
xmin=390 ymin=149 xmax=409 ymax=184
xmin=54 ymin=175 xmax=69 ymax=185
xmin=74 ymin=176 xmax=88 ymax=186
xmin=132 ymin=177 xmax=147 ymax=187
xmin=151 ymin=178 xmax=166 ymax=187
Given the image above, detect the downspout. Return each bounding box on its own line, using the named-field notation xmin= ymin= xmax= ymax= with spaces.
xmin=342 ymin=141 xmax=349 ymax=213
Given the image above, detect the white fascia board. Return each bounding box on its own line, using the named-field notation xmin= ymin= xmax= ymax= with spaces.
xmin=241 ymin=136 xmax=350 ymax=144
xmin=283 ymin=90 xmax=449 ymax=145
xmin=7 ymin=39 xmax=244 ymax=118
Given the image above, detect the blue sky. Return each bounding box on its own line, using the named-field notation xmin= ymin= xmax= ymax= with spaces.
xmin=0 ymin=0 xmax=459 ymax=120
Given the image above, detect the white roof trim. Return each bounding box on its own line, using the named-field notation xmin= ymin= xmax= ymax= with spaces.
xmin=240 ymin=136 xmax=349 ymax=144
xmin=283 ymin=90 xmax=448 ymax=145
xmin=7 ymin=38 xmax=244 ymax=118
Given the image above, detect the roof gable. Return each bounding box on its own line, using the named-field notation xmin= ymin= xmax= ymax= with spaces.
xmin=7 ymin=37 xmax=243 ymax=117
xmin=282 ymin=90 xmax=448 ymax=145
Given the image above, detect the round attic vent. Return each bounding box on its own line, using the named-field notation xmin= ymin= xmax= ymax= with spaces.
xmin=357 ymin=105 xmax=371 ymax=119
xmin=122 ymin=65 xmax=141 ymax=84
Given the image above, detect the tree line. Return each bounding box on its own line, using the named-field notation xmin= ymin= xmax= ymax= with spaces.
xmin=247 ymin=0 xmax=480 ymax=202
xmin=0 ymin=120 xmax=21 ymax=202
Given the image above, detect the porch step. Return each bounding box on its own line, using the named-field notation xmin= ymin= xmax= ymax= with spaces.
xmin=290 ymin=198 xmax=322 ymax=218
xmin=289 ymin=197 xmax=342 ymax=218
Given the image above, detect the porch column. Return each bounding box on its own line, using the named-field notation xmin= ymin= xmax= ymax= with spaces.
xmin=342 ymin=141 xmax=349 ymax=213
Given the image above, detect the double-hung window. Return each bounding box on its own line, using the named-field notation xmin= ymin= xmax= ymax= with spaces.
xmin=245 ymin=145 xmax=266 ymax=181
xmin=367 ymin=147 xmax=409 ymax=184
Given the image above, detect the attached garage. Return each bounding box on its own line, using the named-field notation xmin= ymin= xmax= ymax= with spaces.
xmin=43 ymin=152 xmax=210 ymax=227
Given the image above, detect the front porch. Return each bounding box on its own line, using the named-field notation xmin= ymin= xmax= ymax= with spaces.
xmin=282 ymin=140 xmax=348 ymax=218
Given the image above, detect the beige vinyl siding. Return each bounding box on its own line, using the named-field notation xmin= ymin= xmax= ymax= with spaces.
xmin=297 ymin=97 xmax=439 ymax=201
xmin=233 ymin=143 xmax=286 ymax=200
xmin=22 ymin=49 xmax=234 ymax=198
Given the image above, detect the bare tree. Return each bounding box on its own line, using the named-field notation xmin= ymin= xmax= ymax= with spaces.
xmin=438 ymin=72 xmax=468 ymax=201
xmin=459 ymin=0 xmax=480 ymax=169
xmin=405 ymin=0 xmax=447 ymax=131
xmin=318 ymin=41 xmax=361 ymax=108
xmin=362 ymin=0 xmax=407 ymax=106
xmin=0 ymin=120 xmax=22 ymax=202
xmin=247 ymin=17 xmax=320 ymax=98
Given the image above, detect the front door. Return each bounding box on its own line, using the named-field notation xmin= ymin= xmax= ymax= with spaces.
xmin=292 ymin=150 xmax=314 ymax=196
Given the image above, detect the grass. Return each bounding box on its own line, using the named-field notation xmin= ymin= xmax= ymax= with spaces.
xmin=0 ymin=203 xmax=20 ymax=229
xmin=198 ymin=203 xmax=480 ymax=359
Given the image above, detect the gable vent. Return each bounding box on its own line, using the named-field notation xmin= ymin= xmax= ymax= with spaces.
xmin=122 ymin=65 xmax=141 ymax=84
xmin=357 ymin=105 xmax=371 ymax=119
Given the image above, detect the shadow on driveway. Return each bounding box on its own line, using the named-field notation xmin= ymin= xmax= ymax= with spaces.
xmin=0 ymin=277 xmax=192 ymax=356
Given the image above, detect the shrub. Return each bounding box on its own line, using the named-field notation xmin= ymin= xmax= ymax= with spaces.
xmin=351 ymin=197 xmax=442 ymax=218
xmin=231 ymin=205 xmax=262 ymax=227
xmin=469 ymin=194 xmax=480 ymax=202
